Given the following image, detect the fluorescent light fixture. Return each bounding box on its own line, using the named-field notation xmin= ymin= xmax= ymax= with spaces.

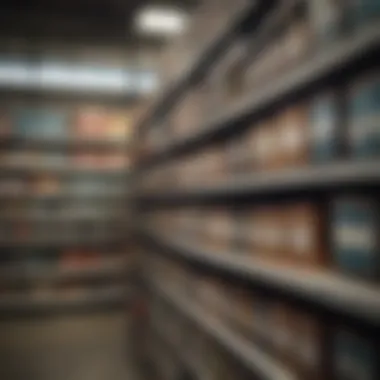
xmin=135 ymin=7 xmax=188 ymax=36
xmin=0 ymin=59 xmax=159 ymax=95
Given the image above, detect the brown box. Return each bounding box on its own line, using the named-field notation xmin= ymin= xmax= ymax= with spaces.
xmin=269 ymin=303 xmax=296 ymax=367
xmin=283 ymin=203 xmax=326 ymax=268
xmin=247 ymin=119 xmax=281 ymax=172
xmin=291 ymin=310 xmax=325 ymax=380
xmin=277 ymin=103 xmax=309 ymax=169
xmin=203 ymin=209 xmax=234 ymax=252
xmin=248 ymin=206 xmax=286 ymax=264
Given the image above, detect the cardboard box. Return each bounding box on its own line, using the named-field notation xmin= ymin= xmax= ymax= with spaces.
xmin=292 ymin=310 xmax=325 ymax=380
xmin=331 ymin=196 xmax=379 ymax=281
xmin=278 ymin=103 xmax=309 ymax=169
xmin=248 ymin=120 xmax=280 ymax=171
xmin=248 ymin=206 xmax=286 ymax=263
xmin=283 ymin=203 xmax=326 ymax=268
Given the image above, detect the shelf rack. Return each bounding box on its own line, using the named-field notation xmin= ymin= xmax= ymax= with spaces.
xmin=150 ymin=282 xmax=297 ymax=380
xmin=133 ymin=0 xmax=380 ymax=378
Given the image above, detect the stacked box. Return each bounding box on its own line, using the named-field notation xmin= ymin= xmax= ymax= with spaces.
xmin=331 ymin=197 xmax=379 ymax=281
xmin=284 ymin=203 xmax=326 ymax=268
xmin=248 ymin=206 xmax=286 ymax=263
xmin=347 ymin=73 xmax=380 ymax=158
xmin=333 ymin=328 xmax=378 ymax=380
xmin=74 ymin=107 xmax=108 ymax=140
xmin=291 ymin=311 xmax=325 ymax=380
xmin=309 ymin=91 xmax=341 ymax=162
xmin=277 ymin=103 xmax=309 ymax=168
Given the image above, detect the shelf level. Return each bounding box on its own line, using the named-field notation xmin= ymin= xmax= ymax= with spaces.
xmin=137 ymin=159 xmax=380 ymax=204
xmin=139 ymin=23 xmax=380 ymax=170
xmin=142 ymin=230 xmax=380 ymax=328
xmin=152 ymin=282 xmax=296 ymax=380
xmin=0 ymin=136 xmax=128 ymax=152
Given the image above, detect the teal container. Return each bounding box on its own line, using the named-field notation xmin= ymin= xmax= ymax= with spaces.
xmin=13 ymin=108 xmax=68 ymax=139
xmin=333 ymin=329 xmax=377 ymax=380
xmin=348 ymin=75 xmax=380 ymax=158
xmin=310 ymin=92 xmax=341 ymax=162
xmin=349 ymin=0 xmax=380 ymax=27
xmin=332 ymin=197 xmax=379 ymax=280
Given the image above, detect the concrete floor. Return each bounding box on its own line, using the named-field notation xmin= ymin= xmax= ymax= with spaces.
xmin=0 ymin=311 xmax=138 ymax=380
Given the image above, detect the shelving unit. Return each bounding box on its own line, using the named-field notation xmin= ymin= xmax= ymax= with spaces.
xmin=0 ymin=63 xmax=134 ymax=316
xmin=134 ymin=1 xmax=380 ymax=379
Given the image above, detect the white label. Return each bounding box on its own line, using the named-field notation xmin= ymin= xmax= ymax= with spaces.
xmin=334 ymin=225 xmax=376 ymax=251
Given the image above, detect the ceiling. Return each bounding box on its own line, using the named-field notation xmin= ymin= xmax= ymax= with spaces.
xmin=0 ymin=0 xmax=198 ymax=50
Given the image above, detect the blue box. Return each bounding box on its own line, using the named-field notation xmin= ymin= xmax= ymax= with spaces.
xmin=348 ymin=74 xmax=380 ymax=158
xmin=309 ymin=92 xmax=341 ymax=163
xmin=350 ymin=0 xmax=380 ymax=28
xmin=13 ymin=107 xmax=68 ymax=139
xmin=331 ymin=197 xmax=379 ymax=280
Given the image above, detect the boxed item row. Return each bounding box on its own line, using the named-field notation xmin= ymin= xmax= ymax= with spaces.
xmin=150 ymin=256 xmax=378 ymax=380
xmin=140 ymin=69 xmax=380 ymax=191
xmin=0 ymin=176 xmax=125 ymax=196
xmin=0 ymin=249 xmax=125 ymax=270
xmin=0 ymin=106 xmax=132 ymax=141
xmin=148 ymin=195 xmax=379 ymax=283
xmin=145 ymin=0 xmax=380 ymax=150
xmin=0 ymin=151 xmax=129 ymax=170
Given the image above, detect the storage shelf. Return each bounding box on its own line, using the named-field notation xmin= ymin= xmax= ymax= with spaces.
xmin=0 ymin=263 xmax=127 ymax=284
xmin=0 ymin=287 xmax=129 ymax=315
xmin=0 ymin=236 xmax=124 ymax=248
xmin=137 ymin=1 xmax=261 ymax=133
xmin=0 ymin=136 xmax=128 ymax=152
xmin=152 ymin=282 xmax=296 ymax=380
xmin=138 ymin=159 xmax=380 ymax=204
xmin=0 ymin=165 xmax=129 ymax=177
xmin=142 ymin=230 xmax=380 ymax=328
xmin=139 ymin=23 xmax=380 ymax=170
xmin=0 ymin=192 xmax=127 ymax=201
xmin=0 ymin=215 xmax=125 ymax=223
xmin=150 ymin=326 xmax=207 ymax=380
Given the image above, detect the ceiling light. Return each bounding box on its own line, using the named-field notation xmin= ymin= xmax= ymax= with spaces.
xmin=135 ymin=7 xmax=188 ymax=36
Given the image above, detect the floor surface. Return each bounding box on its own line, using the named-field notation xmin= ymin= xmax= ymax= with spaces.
xmin=0 ymin=311 xmax=138 ymax=380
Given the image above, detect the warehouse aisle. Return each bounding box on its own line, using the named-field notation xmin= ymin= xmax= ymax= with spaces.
xmin=0 ymin=312 xmax=138 ymax=380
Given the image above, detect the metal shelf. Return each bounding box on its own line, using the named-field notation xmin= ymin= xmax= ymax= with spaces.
xmin=0 ymin=287 xmax=129 ymax=316
xmin=0 ymin=215 xmax=125 ymax=223
xmin=0 ymin=262 xmax=127 ymax=284
xmin=0 ymin=136 xmax=128 ymax=152
xmin=0 ymin=236 xmax=125 ymax=248
xmin=0 ymin=192 xmax=128 ymax=201
xmin=143 ymin=230 xmax=380 ymax=328
xmin=137 ymin=1 xmax=263 ymax=132
xmin=0 ymin=165 xmax=129 ymax=178
xmin=138 ymin=159 xmax=380 ymax=204
xmin=139 ymin=23 xmax=380 ymax=171
xmin=152 ymin=282 xmax=296 ymax=380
